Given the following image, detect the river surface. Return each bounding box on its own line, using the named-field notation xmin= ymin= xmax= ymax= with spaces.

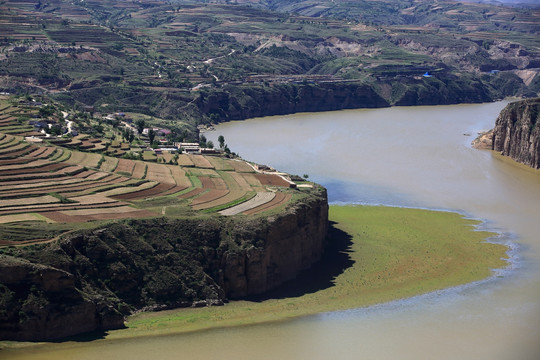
xmin=5 ymin=102 xmax=540 ymax=359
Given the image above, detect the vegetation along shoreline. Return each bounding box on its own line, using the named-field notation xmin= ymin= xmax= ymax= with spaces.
xmin=1 ymin=205 xmax=510 ymax=348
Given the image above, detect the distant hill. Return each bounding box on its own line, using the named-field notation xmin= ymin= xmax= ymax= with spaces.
xmin=0 ymin=0 xmax=538 ymax=136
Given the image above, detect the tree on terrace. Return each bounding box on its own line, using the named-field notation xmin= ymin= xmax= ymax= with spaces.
xmin=136 ymin=119 xmax=146 ymax=135
xmin=218 ymin=135 xmax=225 ymax=150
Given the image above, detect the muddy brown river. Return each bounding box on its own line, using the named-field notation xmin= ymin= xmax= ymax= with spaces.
xmin=4 ymin=101 xmax=540 ymax=359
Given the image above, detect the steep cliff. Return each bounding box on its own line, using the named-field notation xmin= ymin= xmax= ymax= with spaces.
xmin=0 ymin=188 xmax=328 ymax=341
xmin=492 ymin=98 xmax=540 ymax=169
xmin=195 ymin=82 xmax=390 ymax=122
xmin=193 ymin=76 xmax=517 ymax=125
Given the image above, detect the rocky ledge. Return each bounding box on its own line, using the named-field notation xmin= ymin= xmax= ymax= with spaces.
xmin=491 ymin=98 xmax=540 ymax=169
xmin=0 ymin=188 xmax=328 ymax=341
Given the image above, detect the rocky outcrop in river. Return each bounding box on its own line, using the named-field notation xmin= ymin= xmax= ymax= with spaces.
xmin=492 ymin=98 xmax=540 ymax=169
xmin=0 ymin=189 xmax=328 ymax=341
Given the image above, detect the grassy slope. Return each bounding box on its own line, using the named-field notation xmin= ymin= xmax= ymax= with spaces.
xmin=103 ymin=205 xmax=508 ymax=339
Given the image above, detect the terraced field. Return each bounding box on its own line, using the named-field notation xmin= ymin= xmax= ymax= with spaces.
xmin=0 ymin=104 xmax=311 ymax=246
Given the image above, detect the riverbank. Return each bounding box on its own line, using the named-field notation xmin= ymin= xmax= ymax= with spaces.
xmin=0 ymin=205 xmax=512 ymax=354
xmin=33 ymin=204 xmax=506 ymax=344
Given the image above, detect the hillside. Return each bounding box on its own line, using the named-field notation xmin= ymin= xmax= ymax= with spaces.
xmin=0 ymin=94 xmax=319 ymax=246
xmin=0 ymin=94 xmax=329 ymax=340
xmin=0 ymin=0 xmax=539 ymax=138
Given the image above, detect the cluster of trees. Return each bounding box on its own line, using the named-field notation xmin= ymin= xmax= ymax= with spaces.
xmin=121 ymin=128 xmax=135 ymax=143
xmin=38 ymin=105 xmax=57 ymax=118
xmin=198 ymin=134 xmax=230 ymax=154
xmin=218 ymin=135 xmax=231 ymax=154
xmin=198 ymin=134 xmax=214 ymax=149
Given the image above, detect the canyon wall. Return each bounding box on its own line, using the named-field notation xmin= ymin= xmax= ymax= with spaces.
xmin=193 ymin=76 xmax=512 ymax=125
xmin=492 ymin=98 xmax=540 ymax=169
xmin=0 ymin=189 xmax=328 ymax=341
xmin=195 ymin=82 xmax=390 ymax=122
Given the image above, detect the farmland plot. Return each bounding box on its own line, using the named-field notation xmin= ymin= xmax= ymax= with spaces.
xmin=115 ymin=158 xmax=136 ymax=176
xmin=219 ymin=192 xmax=276 ymax=216
xmin=146 ymin=162 xmax=175 ymax=183
xmin=227 ymin=159 xmax=256 ymax=173
xmin=188 ymin=154 xmax=214 ymax=168
xmin=206 ymin=156 xmax=234 ymax=171
xmin=131 ymin=161 xmax=147 ymax=178
xmin=176 ymin=154 xmax=194 ymax=167
xmin=167 ymin=165 xmax=192 ymax=188
xmin=65 ymin=151 xmax=102 ymax=168
xmin=99 ymin=156 xmax=119 ymax=172
xmin=243 ymin=192 xmax=292 ymax=215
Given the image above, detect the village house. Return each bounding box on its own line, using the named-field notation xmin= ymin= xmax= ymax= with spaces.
xmin=158 ymin=147 xmax=178 ymax=153
xmin=254 ymin=164 xmax=273 ymax=171
xmin=200 ymin=148 xmax=220 ymax=154
xmin=176 ymin=142 xmax=200 ymax=154
xmin=156 ymin=128 xmax=171 ymax=137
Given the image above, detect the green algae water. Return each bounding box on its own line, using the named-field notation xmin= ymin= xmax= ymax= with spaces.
xmin=4 ymin=101 xmax=540 ymax=359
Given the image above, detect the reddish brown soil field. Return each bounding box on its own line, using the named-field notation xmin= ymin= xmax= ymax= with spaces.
xmin=190 ymin=189 xmax=229 ymax=206
xmin=0 ymin=171 xmax=66 ymax=182
xmin=26 ymin=147 xmax=49 ymax=158
xmin=131 ymin=161 xmax=147 ymax=178
xmin=115 ymin=158 xmax=135 ymax=175
xmin=35 ymin=147 xmax=57 ymax=159
xmin=0 ymin=158 xmax=34 ymax=165
xmin=72 ymin=170 xmax=97 ymax=178
xmin=0 ymin=146 xmax=37 ymax=158
xmin=2 ymin=180 xmax=105 ymax=198
xmin=199 ymin=176 xmax=216 ymax=189
xmin=111 ymin=182 xmax=177 ymax=200
xmin=0 ymin=162 xmax=67 ymax=175
xmin=160 ymin=185 xmax=189 ymax=196
xmin=178 ymin=187 xmax=206 ymax=199
xmin=57 ymin=165 xmax=85 ymax=174
xmin=0 ymin=178 xmax=85 ymax=193
xmin=192 ymin=190 xmax=246 ymax=211
xmin=210 ymin=177 xmax=227 ymax=190
xmin=0 ymin=160 xmax=46 ymax=171
xmin=254 ymin=173 xmax=292 ymax=187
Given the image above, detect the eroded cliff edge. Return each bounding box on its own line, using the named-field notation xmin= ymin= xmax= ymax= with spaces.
xmin=0 ymin=188 xmax=328 ymax=341
xmin=492 ymin=98 xmax=540 ymax=169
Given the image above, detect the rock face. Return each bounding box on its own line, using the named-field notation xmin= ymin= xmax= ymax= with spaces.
xmin=222 ymin=193 xmax=328 ymax=298
xmin=196 ymin=82 xmax=390 ymax=121
xmin=0 ymin=256 xmax=125 ymax=341
xmin=0 ymin=189 xmax=328 ymax=341
xmin=194 ymin=77 xmax=510 ymax=125
xmin=492 ymin=98 xmax=540 ymax=169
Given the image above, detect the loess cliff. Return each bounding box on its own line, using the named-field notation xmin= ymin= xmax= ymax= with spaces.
xmin=0 ymin=189 xmax=328 ymax=341
xmin=492 ymin=98 xmax=540 ymax=169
